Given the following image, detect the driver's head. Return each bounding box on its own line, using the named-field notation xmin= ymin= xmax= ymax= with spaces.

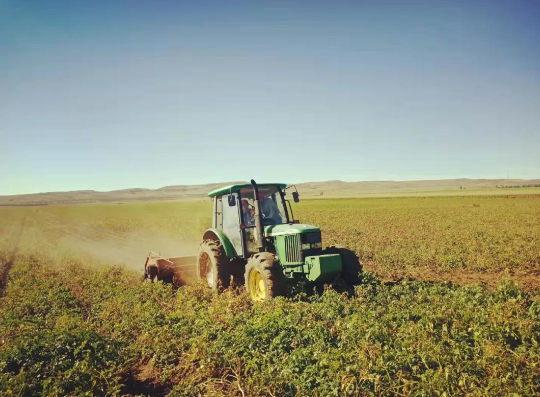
xmin=258 ymin=192 xmax=265 ymax=201
xmin=242 ymin=200 xmax=249 ymax=211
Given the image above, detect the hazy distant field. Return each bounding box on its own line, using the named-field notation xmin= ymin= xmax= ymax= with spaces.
xmin=319 ymin=187 xmax=540 ymax=198
xmin=1 ymin=195 xmax=540 ymax=396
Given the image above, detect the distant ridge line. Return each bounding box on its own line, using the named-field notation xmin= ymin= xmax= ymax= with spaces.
xmin=1 ymin=178 xmax=539 ymax=206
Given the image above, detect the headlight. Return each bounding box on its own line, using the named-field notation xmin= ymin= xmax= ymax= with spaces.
xmin=301 ymin=243 xmax=310 ymax=250
xmin=312 ymin=242 xmax=322 ymax=249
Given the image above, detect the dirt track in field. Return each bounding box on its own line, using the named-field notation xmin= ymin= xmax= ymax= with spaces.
xmin=0 ymin=217 xmax=26 ymax=294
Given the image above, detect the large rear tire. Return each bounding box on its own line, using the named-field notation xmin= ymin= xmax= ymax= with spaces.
xmin=245 ymin=252 xmax=286 ymax=301
xmin=323 ymin=245 xmax=362 ymax=286
xmin=197 ymin=240 xmax=230 ymax=291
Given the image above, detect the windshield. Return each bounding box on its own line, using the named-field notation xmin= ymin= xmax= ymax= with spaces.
xmin=239 ymin=186 xmax=289 ymax=226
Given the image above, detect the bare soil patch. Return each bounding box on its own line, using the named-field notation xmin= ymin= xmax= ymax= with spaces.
xmin=365 ymin=263 xmax=540 ymax=292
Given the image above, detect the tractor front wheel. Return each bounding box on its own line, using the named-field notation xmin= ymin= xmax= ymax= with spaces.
xmin=245 ymin=252 xmax=286 ymax=301
xmin=197 ymin=240 xmax=230 ymax=291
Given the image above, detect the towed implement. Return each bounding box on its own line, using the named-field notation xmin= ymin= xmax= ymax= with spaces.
xmin=144 ymin=251 xmax=197 ymax=284
xmin=144 ymin=180 xmax=362 ymax=301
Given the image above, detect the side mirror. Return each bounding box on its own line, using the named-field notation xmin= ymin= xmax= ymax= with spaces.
xmin=292 ymin=192 xmax=300 ymax=203
xmin=228 ymin=195 xmax=236 ymax=207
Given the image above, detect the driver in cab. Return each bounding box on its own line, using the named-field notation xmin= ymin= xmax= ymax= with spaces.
xmin=242 ymin=200 xmax=255 ymax=226
xmin=259 ymin=192 xmax=282 ymax=224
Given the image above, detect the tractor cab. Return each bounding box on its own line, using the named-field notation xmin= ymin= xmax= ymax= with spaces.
xmin=207 ymin=182 xmax=298 ymax=259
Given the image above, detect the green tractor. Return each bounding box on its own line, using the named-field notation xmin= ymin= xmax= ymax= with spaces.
xmin=144 ymin=180 xmax=362 ymax=301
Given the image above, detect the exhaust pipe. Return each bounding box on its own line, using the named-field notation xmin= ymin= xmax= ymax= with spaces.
xmin=251 ymin=179 xmax=266 ymax=252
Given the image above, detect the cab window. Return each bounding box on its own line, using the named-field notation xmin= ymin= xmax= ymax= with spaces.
xmin=239 ymin=186 xmax=288 ymax=225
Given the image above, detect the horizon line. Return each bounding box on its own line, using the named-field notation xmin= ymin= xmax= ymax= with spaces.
xmin=2 ymin=177 xmax=540 ymax=198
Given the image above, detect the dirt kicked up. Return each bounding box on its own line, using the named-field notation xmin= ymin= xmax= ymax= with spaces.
xmin=0 ymin=207 xmax=201 ymax=288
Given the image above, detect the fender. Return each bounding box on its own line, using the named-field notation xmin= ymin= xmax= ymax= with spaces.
xmin=202 ymin=228 xmax=238 ymax=258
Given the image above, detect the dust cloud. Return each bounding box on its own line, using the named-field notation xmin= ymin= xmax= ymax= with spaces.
xmin=59 ymin=231 xmax=199 ymax=271
xmin=58 ymin=231 xmax=201 ymax=284
xmin=11 ymin=211 xmax=202 ymax=284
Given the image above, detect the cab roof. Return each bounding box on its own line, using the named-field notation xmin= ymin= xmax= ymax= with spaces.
xmin=208 ymin=183 xmax=287 ymax=198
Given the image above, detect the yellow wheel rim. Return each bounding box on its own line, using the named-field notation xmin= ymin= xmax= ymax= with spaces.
xmin=249 ymin=269 xmax=266 ymax=301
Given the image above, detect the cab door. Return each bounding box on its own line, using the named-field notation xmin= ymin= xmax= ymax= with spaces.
xmin=221 ymin=193 xmax=244 ymax=257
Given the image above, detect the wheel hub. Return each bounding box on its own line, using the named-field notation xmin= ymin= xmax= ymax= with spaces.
xmin=249 ymin=269 xmax=266 ymax=301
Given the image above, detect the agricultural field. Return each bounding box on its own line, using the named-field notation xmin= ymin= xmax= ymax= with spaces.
xmin=1 ymin=194 xmax=540 ymax=396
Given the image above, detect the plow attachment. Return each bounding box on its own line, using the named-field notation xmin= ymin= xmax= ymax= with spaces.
xmin=144 ymin=251 xmax=197 ymax=285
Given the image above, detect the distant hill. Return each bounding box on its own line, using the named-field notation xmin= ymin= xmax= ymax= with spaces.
xmin=1 ymin=179 xmax=539 ymax=206
xmin=295 ymin=179 xmax=540 ymax=198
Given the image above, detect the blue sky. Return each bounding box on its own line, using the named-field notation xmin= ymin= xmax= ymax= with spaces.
xmin=1 ymin=0 xmax=539 ymax=195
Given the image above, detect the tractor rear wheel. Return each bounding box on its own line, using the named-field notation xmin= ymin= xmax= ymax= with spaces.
xmin=323 ymin=245 xmax=362 ymax=286
xmin=245 ymin=252 xmax=286 ymax=301
xmin=197 ymin=240 xmax=230 ymax=291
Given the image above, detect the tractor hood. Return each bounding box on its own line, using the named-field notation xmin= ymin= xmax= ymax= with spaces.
xmin=264 ymin=223 xmax=320 ymax=237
